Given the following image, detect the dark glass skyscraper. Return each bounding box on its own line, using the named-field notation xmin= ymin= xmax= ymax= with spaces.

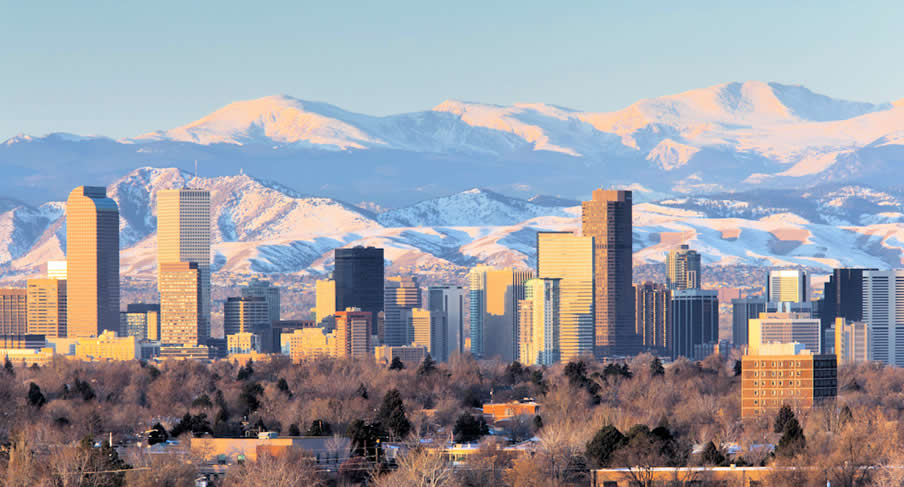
xmin=821 ymin=267 xmax=876 ymax=348
xmin=334 ymin=247 xmax=384 ymax=334
xmin=671 ymin=289 xmax=719 ymax=360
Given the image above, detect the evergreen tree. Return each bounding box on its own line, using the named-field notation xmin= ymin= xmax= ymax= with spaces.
xmin=276 ymin=377 xmax=291 ymax=396
xmin=376 ymin=389 xmax=411 ymax=440
xmin=774 ymin=405 xmax=796 ymax=434
xmin=453 ymin=412 xmax=489 ymax=443
xmin=239 ymin=382 xmax=263 ymax=415
xmin=650 ymin=356 xmax=665 ymax=376
xmin=389 ymin=356 xmax=405 ymax=370
xmin=839 ymin=405 xmax=853 ymax=426
xmin=3 ymin=357 xmax=13 ymax=376
xmin=307 ymin=419 xmax=333 ymax=436
xmin=776 ymin=415 xmax=807 ymax=457
xmin=191 ymin=394 xmax=213 ymax=409
xmin=356 ymin=383 xmax=369 ymax=399
xmin=586 ymin=424 xmax=626 ymax=467
xmin=27 ymin=382 xmax=46 ymax=408
xmin=147 ymin=423 xmax=168 ymax=445
xmin=236 ymin=360 xmax=254 ymax=380
xmin=733 ymin=360 xmax=742 ymax=376
xmin=416 ymin=354 xmax=437 ymax=376
xmin=288 ymin=423 xmax=301 ymax=436
xmin=701 ymin=441 xmax=726 ymax=466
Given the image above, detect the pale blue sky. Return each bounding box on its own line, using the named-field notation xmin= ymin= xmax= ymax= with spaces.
xmin=1 ymin=1 xmax=901 ymax=140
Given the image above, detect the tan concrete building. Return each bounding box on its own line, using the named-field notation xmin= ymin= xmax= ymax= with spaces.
xmin=75 ymin=330 xmax=139 ymax=361
xmin=27 ymin=279 xmax=67 ymax=338
xmin=288 ymin=327 xmax=335 ymax=362
xmin=335 ymin=309 xmax=371 ymax=359
xmin=409 ymin=308 xmax=444 ymax=358
xmin=582 ymin=189 xmax=636 ymax=358
xmin=66 ymin=186 xmax=120 ymax=338
xmin=227 ymin=332 xmax=261 ymax=354
xmin=384 ymin=276 xmax=421 ymax=346
xmin=374 ymin=344 xmax=427 ymax=365
xmin=159 ymin=262 xmax=203 ymax=345
xmin=157 ymin=188 xmax=211 ymax=341
xmin=833 ymin=317 xmax=869 ymax=365
xmin=468 ymin=265 xmax=534 ymax=361
xmin=634 ymin=282 xmax=670 ymax=353
xmin=748 ymin=312 xmax=820 ymax=355
xmin=314 ymin=279 xmax=335 ymax=326
xmin=518 ymin=278 xmax=560 ymax=366
xmin=0 ymin=289 xmax=28 ymax=335
xmin=741 ymin=344 xmax=837 ymax=418
xmin=537 ymin=232 xmax=594 ymax=362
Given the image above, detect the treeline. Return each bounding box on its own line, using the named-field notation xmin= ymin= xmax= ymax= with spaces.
xmin=1 ymin=353 xmax=904 ymax=486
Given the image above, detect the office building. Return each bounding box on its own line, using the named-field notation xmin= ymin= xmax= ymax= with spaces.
xmin=634 ymin=282 xmax=670 ymax=353
xmin=374 ymin=345 xmax=427 ymax=365
xmin=159 ymin=262 xmax=203 ymax=345
xmin=384 ymin=276 xmax=421 ymax=346
xmin=157 ymin=188 xmax=211 ymax=342
xmin=427 ymin=285 xmax=466 ymax=359
xmin=120 ymin=311 xmax=149 ymax=340
xmin=821 ymin=268 xmax=875 ymax=348
xmin=409 ymin=308 xmax=445 ymax=360
xmin=0 ymin=289 xmax=28 ymax=336
xmin=334 ymin=247 xmax=384 ymax=334
xmin=665 ymin=244 xmax=702 ymax=291
xmin=66 ymin=186 xmax=120 ymax=338
xmin=731 ymin=297 xmax=767 ymax=348
xmin=224 ymin=296 xmax=270 ymax=337
xmin=766 ymin=269 xmax=808 ymax=303
xmin=747 ymin=312 xmax=821 ymax=356
xmin=0 ymin=335 xmax=46 ymax=350
xmin=28 ymin=279 xmax=67 ymax=339
xmin=537 ymin=233 xmax=594 ymax=362
xmin=47 ymin=260 xmax=67 ymax=280
xmin=242 ymin=279 xmax=280 ymax=324
xmin=518 ymin=278 xmax=561 ymax=366
xmin=581 ymin=189 xmax=635 ymax=357
xmin=75 ymin=331 xmax=139 ymax=361
xmin=227 ymin=332 xmax=262 ymax=354
xmin=671 ymin=289 xmax=719 ymax=359
xmin=862 ymin=270 xmax=904 ymax=366
xmin=468 ymin=265 xmax=534 ymax=361
xmin=158 ymin=344 xmax=214 ymax=360
xmin=833 ymin=318 xmax=869 ymax=366
xmin=335 ymin=308 xmax=372 ymax=359
xmin=125 ymin=303 xmax=161 ymax=341
xmin=741 ymin=345 xmax=837 ymax=419
xmin=315 ymin=279 xmax=336 ymax=326
xmin=288 ymin=327 xmax=336 ymax=362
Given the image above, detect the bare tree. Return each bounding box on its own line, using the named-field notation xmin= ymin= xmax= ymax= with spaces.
xmin=223 ymin=450 xmax=326 ymax=487
xmin=371 ymin=447 xmax=455 ymax=487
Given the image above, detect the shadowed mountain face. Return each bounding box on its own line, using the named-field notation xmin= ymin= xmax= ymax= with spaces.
xmin=3 ymin=81 xmax=903 ymax=207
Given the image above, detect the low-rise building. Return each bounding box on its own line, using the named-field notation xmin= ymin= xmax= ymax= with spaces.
xmin=159 ymin=344 xmax=213 ymax=360
xmin=75 ymin=331 xmax=138 ymax=361
xmin=482 ymin=401 xmax=540 ymax=422
xmin=288 ymin=327 xmax=335 ymax=362
xmin=227 ymin=332 xmax=261 ymax=355
xmin=191 ymin=435 xmax=350 ymax=466
xmin=0 ymin=347 xmax=56 ymax=366
xmin=374 ymin=345 xmax=427 ymax=365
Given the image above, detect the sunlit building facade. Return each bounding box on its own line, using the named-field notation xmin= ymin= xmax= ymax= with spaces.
xmin=518 ymin=278 xmax=561 ymax=366
xmin=468 ymin=265 xmax=534 ymax=361
xmin=537 ymin=232 xmax=594 ymax=362
xmin=0 ymin=289 xmax=28 ymax=336
xmin=766 ymin=269 xmax=808 ymax=304
xmin=666 ymin=244 xmax=701 ymax=291
xmin=315 ymin=279 xmax=336 ymax=326
xmin=384 ymin=276 xmax=421 ymax=347
xmin=159 ymin=262 xmax=203 ymax=345
xmin=335 ymin=308 xmax=372 ymax=359
xmin=427 ymin=285 xmax=465 ymax=361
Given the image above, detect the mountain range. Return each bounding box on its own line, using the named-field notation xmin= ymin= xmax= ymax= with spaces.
xmin=4 ymin=81 xmax=904 ymax=209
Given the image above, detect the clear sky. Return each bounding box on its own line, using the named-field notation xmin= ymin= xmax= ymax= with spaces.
xmin=2 ymin=1 xmax=901 ymax=140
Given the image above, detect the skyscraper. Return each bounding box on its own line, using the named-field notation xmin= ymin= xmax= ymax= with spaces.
xmin=335 ymin=308 xmax=372 ymax=359
xmin=747 ymin=312 xmax=821 ymax=355
xmin=224 ymin=296 xmax=270 ymax=337
xmin=159 ymin=262 xmax=202 ymax=345
xmin=665 ymin=244 xmax=702 ymax=290
xmin=47 ymin=260 xmax=67 ymax=280
xmin=66 ymin=186 xmax=120 ymax=338
xmin=427 ymin=286 xmax=465 ymax=359
xmin=334 ymin=247 xmax=384 ymax=334
xmin=157 ymin=189 xmax=211 ymax=341
xmin=0 ymin=289 xmax=28 ymax=335
xmin=315 ymin=279 xmax=336 ymax=325
xmin=634 ymin=282 xmax=670 ymax=353
xmin=242 ymin=279 xmax=281 ymax=324
xmin=27 ymin=279 xmax=67 ymax=338
xmin=518 ymin=278 xmax=561 ymax=366
xmin=409 ymin=308 xmax=445 ymax=360
xmin=766 ymin=269 xmax=808 ymax=303
xmin=537 ymin=232 xmax=594 ymax=362
xmin=468 ymin=265 xmax=534 ymax=361
xmin=384 ymin=276 xmax=421 ymax=346
xmin=862 ymin=270 xmax=904 ymax=367
xmin=125 ymin=303 xmax=160 ymax=341
xmin=731 ymin=296 xmax=766 ymax=348
xmin=581 ymin=189 xmax=635 ymax=357
xmin=821 ymin=268 xmax=876 ymax=349
xmin=671 ymin=289 xmax=718 ymax=359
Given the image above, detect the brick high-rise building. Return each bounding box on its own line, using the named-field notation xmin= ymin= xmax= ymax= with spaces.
xmin=67 ymin=186 xmax=120 ymax=338
xmin=634 ymin=282 xmax=670 ymax=353
xmin=27 ymin=279 xmax=66 ymax=338
xmin=582 ymin=189 xmax=636 ymax=357
xmin=335 ymin=308 xmax=372 ymax=359
xmin=0 ymin=289 xmax=28 ymax=335
xmin=741 ymin=344 xmax=837 ymax=419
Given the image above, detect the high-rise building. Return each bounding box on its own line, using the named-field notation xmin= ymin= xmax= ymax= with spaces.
xmin=241 ymin=279 xmax=280 ymax=325
xmin=126 ymin=303 xmax=160 ymax=341
xmin=581 ymin=189 xmax=635 ymax=357
xmin=315 ymin=279 xmax=336 ymax=325
xmin=665 ymin=245 xmax=702 ymax=290
xmin=66 ymin=186 xmax=120 ymax=338
xmin=833 ymin=317 xmax=869 ymax=365
xmin=159 ymin=262 xmax=203 ymax=345
xmin=427 ymin=286 xmax=465 ymax=360
xmin=536 ymin=232 xmax=594 ymax=362
xmin=634 ymin=282 xmax=670 ymax=353
xmin=671 ymin=289 xmax=719 ymax=359
xmin=741 ymin=345 xmax=837 ymax=419
xmin=468 ymin=265 xmax=534 ymax=361
xmin=227 ymin=332 xmax=262 ymax=354
xmin=223 ymin=296 xmax=270 ymax=337
xmin=384 ymin=276 xmax=421 ymax=346
xmin=0 ymin=289 xmax=28 ymax=335
xmin=747 ymin=312 xmax=821 ymax=355
xmin=27 ymin=279 xmax=67 ymax=338
xmin=518 ymin=278 xmax=561 ymax=366
xmin=47 ymin=260 xmax=67 ymax=280
xmin=731 ymin=297 xmax=767 ymax=348
xmin=157 ymin=189 xmax=211 ymax=342
xmin=334 ymin=247 xmax=384 ymax=334
xmin=288 ymin=327 xmax=336 ymax=362
xmin=409 ymin=308 xmax=445 ymax=360
xmin=862 ymin=270 xmax=904 ymax=366
xmin=766 ymin=269 xmax=808 ymax=303
xmin=821 ymin=268 xmax=876 ymax=348
xmin=335 ymin=308 xmax=372 ymax=359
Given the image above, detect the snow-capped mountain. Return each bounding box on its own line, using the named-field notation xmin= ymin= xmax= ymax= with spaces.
xmin=4 ymin=81 xmax=904 ymax=208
